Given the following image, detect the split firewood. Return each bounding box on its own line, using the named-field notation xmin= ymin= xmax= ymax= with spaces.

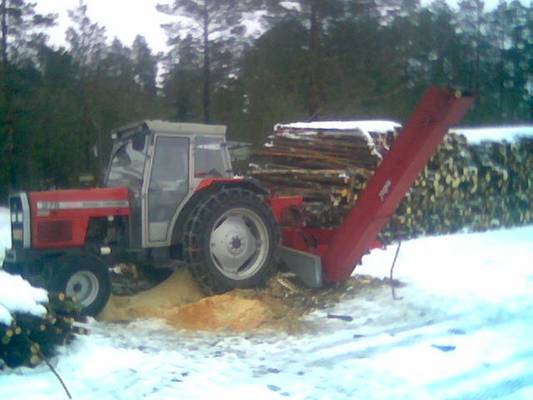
xmin=251 ymin=122 xmax=532 ymax=243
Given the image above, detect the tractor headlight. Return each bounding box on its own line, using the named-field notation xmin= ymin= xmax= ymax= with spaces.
xmin=12 ymin=229 xmax=23 ymax=241
xmin=17 ymin=212 xmax=23 ymax=223
xmin=11 ymin=211 xmax=16 ymax=223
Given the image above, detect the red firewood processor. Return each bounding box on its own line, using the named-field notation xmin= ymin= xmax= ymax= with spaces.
xmin=2 ymin=87 xmax=473 ymax=321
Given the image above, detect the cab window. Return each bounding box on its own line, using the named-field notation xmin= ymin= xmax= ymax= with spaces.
xmin=107 ymin=133 xmax=147 ymax=191
xmin=194 ymin=136 xmax=230 ymax=178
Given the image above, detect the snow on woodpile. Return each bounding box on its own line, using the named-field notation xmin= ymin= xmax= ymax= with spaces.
xmin=0 ymin=271 xmax=48 ymax=326
xmin=452 ymin=125 xmax=533 ymax=144
xmin=0 ymin=273 xmax=85 ymax=369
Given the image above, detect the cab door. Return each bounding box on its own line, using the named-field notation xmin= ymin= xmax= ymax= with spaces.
xmin=143 ymin=135 xmax=190 ymax=245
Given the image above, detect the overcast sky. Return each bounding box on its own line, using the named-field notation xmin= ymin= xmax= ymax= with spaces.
xmin=36 ymin=0 xmax=174 ymax=53
xmin=36 ymin=0 xmax=509 ymax=54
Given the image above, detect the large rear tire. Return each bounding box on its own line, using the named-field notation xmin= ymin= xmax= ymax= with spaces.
xmin=183 ymin=187 xmax=280 ymax=293
xmin=49 ymin=254 xmax=111 ymax=316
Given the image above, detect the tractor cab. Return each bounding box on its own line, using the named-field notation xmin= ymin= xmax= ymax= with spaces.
xmin=105 ymin=121 xmax=233 ymax=249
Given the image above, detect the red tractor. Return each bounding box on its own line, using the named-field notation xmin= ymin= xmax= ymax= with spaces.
xmin=2 ymin=87 xmax=473 ymax=316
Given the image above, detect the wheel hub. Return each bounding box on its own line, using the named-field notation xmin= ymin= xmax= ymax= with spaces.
xmin=226 ymin=232 xmax=247 ymax=255
xmin=65 ymin=270 xmax=100 ymax=307
xmin=209 ymin=209 xmax=269 ymax=279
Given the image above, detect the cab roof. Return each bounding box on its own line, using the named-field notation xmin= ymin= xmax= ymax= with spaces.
xmin=112 ymin=120 xmax=227 ymax=140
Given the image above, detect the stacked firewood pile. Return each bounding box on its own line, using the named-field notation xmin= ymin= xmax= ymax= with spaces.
xmin=251 ymin=122 xmax=533 ymax=243
xmin=1 ymin=288 xmax=86 ymax=370
xmin=251 ymin=122 xmax=392 ymax=226
xmin=381 ymin=134 xmax=532 ymax=242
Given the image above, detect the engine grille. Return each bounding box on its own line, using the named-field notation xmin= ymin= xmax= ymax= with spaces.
xmin=37 ymin=220 xmax=73 ymax=243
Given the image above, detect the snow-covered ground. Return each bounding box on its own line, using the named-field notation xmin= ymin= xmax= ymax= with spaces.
xmin=0 ymin=207 xmax=532 ymax=399
xmin=0 ymin=207 xmax=10 ymax=264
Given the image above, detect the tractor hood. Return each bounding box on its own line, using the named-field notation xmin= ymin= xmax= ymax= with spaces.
xmin=29 ymin=187 xmax=130 ymax=216
xmin=21 ymin=187 xmax=130 ymax=249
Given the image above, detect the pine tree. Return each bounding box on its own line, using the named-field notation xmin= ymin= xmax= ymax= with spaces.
xmin=157 ymin=0 xmax=254 ymax=123
xmin=132 ymin=35 xmax=158 ymax=98
xmin=487 ymin=0 xmax=531 ymax=121
xmin=0 ymin=0 xmax=55 ymax=193
xmin=65 ymin=0 xmax=108 ymax=177
xmin=0 ymin=0 xmax=55 ymax=67
xmin=263 ymin=0 xmax=346 ymax=117
xmin=162 ymin=34 xmax=203 ymax=121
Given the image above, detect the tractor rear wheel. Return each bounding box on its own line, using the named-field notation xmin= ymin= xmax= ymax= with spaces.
xmin=49 ymin=253 xmax=111 ymax=316
xmin=183 ymin=188 xmax=280 ymax=293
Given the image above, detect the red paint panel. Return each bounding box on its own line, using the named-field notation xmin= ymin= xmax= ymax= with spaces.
xmin=29 ymin=187 xmax=130 ymax=249
xmin=322 ymin=87 xmax=474 ymax=283
xmin=281 ymin=227 xmax=335 ymax=253
xmin=194 ymin=178 xmax=245 ymax=192
xmin=269 ymin=196 xmax=303 ymax=223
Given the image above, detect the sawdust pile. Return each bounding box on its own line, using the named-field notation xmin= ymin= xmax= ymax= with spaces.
xmin=100 ymin=269 xmax=204 ymax=321
xmin=100 ymin=269 xmax=390 ymax=332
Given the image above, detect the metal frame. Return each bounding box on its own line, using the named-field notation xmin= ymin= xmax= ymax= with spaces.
xmin=278 ymin=87 xmax=474 ymax=285
xmin=323 ymin=88 xmax=473 ymax=282
xmin=20 ymin=192 xmax=31 ymax=248
xmin=6 ymin=192 xmax=32 ymax=249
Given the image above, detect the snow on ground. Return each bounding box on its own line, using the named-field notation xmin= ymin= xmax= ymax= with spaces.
xmin=0 ymin=206 xmax=532 ymax=399
xmin=452 ymin=125 xmax=533 ymax=144
xmin=0 ymin=207 xmax=10 ymax=264
xmin=0 ymin=208 xmax=49 ymax=326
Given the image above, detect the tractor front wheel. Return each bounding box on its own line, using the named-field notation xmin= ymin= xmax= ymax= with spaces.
xmin=184 ymin=188 xmax=280 ymax=293
xmin=49 ymin=254 xmax=111 ymax=316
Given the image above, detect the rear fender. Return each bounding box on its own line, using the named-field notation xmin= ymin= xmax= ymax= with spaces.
xmin=194 ymin=177 xmax=268 ymax=196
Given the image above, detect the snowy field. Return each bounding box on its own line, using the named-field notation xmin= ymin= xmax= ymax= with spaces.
xmin=0 ymin=206 xmax=532 ymax=399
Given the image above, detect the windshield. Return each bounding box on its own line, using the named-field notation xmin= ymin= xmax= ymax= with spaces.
xmin=107 ymin=133 xmax=147 ymax=191
xmin=194 ymin=136 xmax=230 ymax=178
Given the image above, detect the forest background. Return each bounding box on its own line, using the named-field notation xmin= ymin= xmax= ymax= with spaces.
xmin=0 ymin=0 xmax=530 ymax=199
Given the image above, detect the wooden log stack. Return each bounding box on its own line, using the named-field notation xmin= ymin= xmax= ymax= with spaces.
xmin=252 ymin=122 xmax=393 ymax=226
xmin=251 ymin=122 xmax=533 ymax=243
xmin=0 ymin=291 xmax=86 ymax=370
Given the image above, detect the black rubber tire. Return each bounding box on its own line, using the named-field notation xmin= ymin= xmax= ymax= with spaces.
xmin=183 ymin=187 xmax=280 ymax=293
xmin=48 ymin=253 xmax=111 ymax=316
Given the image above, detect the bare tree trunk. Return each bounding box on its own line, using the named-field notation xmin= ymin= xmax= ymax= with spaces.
xmin=202 ymin=1 xmax=210 ymax=123
xmin=0 ymin=0 xmax=15 ymax=189
xmin=307 ymin=1 xmax=320 ymax=118
xmin=0 ymin=0 xmax=7 ymax=68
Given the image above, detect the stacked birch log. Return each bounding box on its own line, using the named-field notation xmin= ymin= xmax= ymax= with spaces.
xmin=251 ymin=123 xmax=533 ymax=243
xmin=1 ymin=291 xmax=86 ymax=370
xmin=252 ymin=122 xmax=388 ymax=227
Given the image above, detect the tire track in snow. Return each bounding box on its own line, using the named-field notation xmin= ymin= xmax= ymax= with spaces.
xmin=304 ymin=310 xmax=531 ymax=368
